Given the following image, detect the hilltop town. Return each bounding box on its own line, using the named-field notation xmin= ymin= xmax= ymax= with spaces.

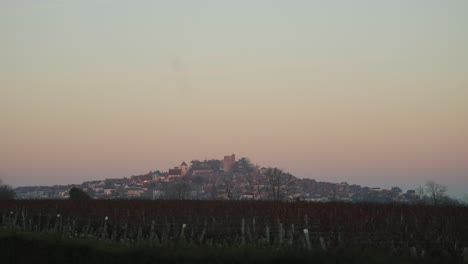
xmin=14 ymin=154 xmax=422 ymax=203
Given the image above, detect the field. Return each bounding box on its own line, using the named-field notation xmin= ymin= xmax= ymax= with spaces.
xmin=1 ymin=200 xmax=467 ymax=263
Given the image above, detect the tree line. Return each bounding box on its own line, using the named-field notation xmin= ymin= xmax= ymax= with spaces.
xmin=0 ymin=179 xmax=15 ymax=200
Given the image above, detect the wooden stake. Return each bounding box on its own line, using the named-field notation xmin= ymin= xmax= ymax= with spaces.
xmin=303 ymin=229 xmax=311 ymax=251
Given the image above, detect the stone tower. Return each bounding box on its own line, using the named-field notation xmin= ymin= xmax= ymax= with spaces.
xmin=223 ymin=154 xmax=236 ymax=173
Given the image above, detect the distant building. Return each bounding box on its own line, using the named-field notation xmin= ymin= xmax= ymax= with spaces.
xmin=125 ymin=187 xmax=145 ymax=197
xmin=180 ymin=162 xmax=189 ymax=176
xmin=167 ymin=162 xmax=189 ymax=178
xmin=223 ymin=154 xmax=236 ymax=173
xmin=192 ymin=165 xmax=213 ymax=175
xmin=152 ymin=171 xmax=167 ymax=181
xmin=105 ymin=178 xmax=127 ymax=186
xmin=168 ymin=168 xmax=182 ymax=177
xmin=131 ymin=175 xmax=152 ymax=183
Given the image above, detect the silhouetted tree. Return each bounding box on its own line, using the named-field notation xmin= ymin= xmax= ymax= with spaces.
xmin=416 ymin=185 xmax=426 ymax=201
xmin=0 ymin=187 xmax=15 ymax=200
xmin=69 ymin=187 xmax=91 ymax=200
xmin=190 ymin=160 xmax=203 ymax=168
xmin=425 ymin=181 xmax=448 ymax=205
xmin=0 ymin=179 xmax=15 ymax=200
xmin=209 ymin=181 xmax=218 ymax=200
xmin=462 ymin=194 xmax=468 ymax=205
xmin=231 ymin=157 xmax=256 ymax=198
xmin=265 ymin=167 xmax=292 ymax=201
xmin=220 ymin=174 xmax=235 ymax=200
xmin=391 ymin=186 xmax=403 ymax=194
xmin=206 ymin=159 xmax=223 ymax=171
xmin=163 ymin=178 xmax=191 ymax=200
xmin=192 ymin=175 xmax=205 ymax=185
xmin=232 ymin=157 xmax=254 ymax=174
xmin=245 ymin=173 xmax=257 ymax=199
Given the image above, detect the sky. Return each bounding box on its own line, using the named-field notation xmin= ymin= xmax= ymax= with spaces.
xmin=1 ymin=1 xmax=468 ymax=197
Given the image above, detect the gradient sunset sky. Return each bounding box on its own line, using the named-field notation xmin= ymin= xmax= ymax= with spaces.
xmin=1 ymin=1 xmax=467 ymax=196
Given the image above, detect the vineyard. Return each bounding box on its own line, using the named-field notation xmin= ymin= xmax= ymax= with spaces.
xmin=1 ymin=200 xmax=468 ymax=263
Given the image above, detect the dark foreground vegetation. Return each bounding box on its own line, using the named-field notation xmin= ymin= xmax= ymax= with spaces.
xmin=1 ymin=200 xmax=467 ymax=263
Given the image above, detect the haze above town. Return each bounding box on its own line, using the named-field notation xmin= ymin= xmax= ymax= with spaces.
xmin=1 ymin=1 xmax=468 ymax=197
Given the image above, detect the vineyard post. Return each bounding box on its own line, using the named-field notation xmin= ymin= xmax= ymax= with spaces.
xmin=45 ymin=214 xmax=51 ymax=233
xmin=101 ymin=216 xmax=108 ymax=239
xmin=278 ymin=221 xmax=284 ymax=246
xmin=37 ymin=212 xmax=42 ymax=232
xmin=12 ymin=211 xmax=18 ymax=229
xmin=179 ymin=224 xmax=186 ymax=243
xmin=62 ymin=217 xmax=70 ymax=237
xmin=265 ymin=225 xmax=270 ymax=245
xmin=246 ymin=223 xmax=252 ymax=242
xmin=463 ymin=247 xmax=468 ymax=263
xmin=338 ymin=232 xmax=343 ymax=248
xmin=7 ymin=211 xmax=12 ymax=227
xmin=390 ymin=239 xmax=396 ymax=254
xmin=286 ymin=228 xmax=293 ymax=246
xmin=58 ymin=214 xmax=63 ymax=233
xmin=241 ymin=218 xmax=246 ymax=246
xmin=190 ymin=227 xmax=195 ymax=245
xmin=55 ymin=214 xmax=61 ymax=233
xmin=71 ymin=220 xmax=76 ymax=237
xmin=252 ymin=217 xmax=256 ymax=237
xmin=319 ymin=236 xmax=327 ymax=251
xmin=303 ymin=229 xmax=312 ymax=251
xmin=198 ymin=220 xmax=206 ymax=244
xmin=150 ymin=220 xmax=159 ymax=244
xmin=111 ymin=221 xmax=117 ymax=242
xmin=68 ymin=218 xmax=74 ymax=237
xmin=337 ymin=224 xmax=344 ymax=248
xmin=162 ymin=222 xmax=169 ymax=244
xmin=122 ymin=222 xmax=129 ymax=243
xmin=21 ymin=209 xmax=26 ymax=231
xmin=83 ymin=218 xmax=90 ymax=237
xmin=410 ymin=246 xmax=417 ymax=258
xmin=137 ymin=226 xmax=143 ymax=243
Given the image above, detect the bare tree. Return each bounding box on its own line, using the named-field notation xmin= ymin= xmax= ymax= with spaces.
xmin=424 ymin=181 xmax=448 ymax=205
xmin=219 ymin=174 xmax=235 ymax=200
xmin=162 ymin=178 xmax=191 ymax=200
xmin=462 ymin=194 xmax=468 ymax=205
xmin=209 ymin=181 xmax=218 ymax=200
xmin=174 ymin=177 xmax=191 ymax=199
xmin=245 ymin=173 xmax=257 ymax=199
xmin=233 ymin=157 xmax=257 ymax=199
xmin=232 ymin=157 xmax=254 ymax=174
xmin=0 ymin=179 xmax=15 ymax=200
xmin=416 ymin=185 xmax=425 ymax=200
xmin=265 ymin=167 xmax=292 ymax=201
xmin=69 ymin=187 xmax=91 ymax=200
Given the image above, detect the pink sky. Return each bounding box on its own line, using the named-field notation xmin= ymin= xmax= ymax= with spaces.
xmin=1 ymin=1 xmax=468 ymax=197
